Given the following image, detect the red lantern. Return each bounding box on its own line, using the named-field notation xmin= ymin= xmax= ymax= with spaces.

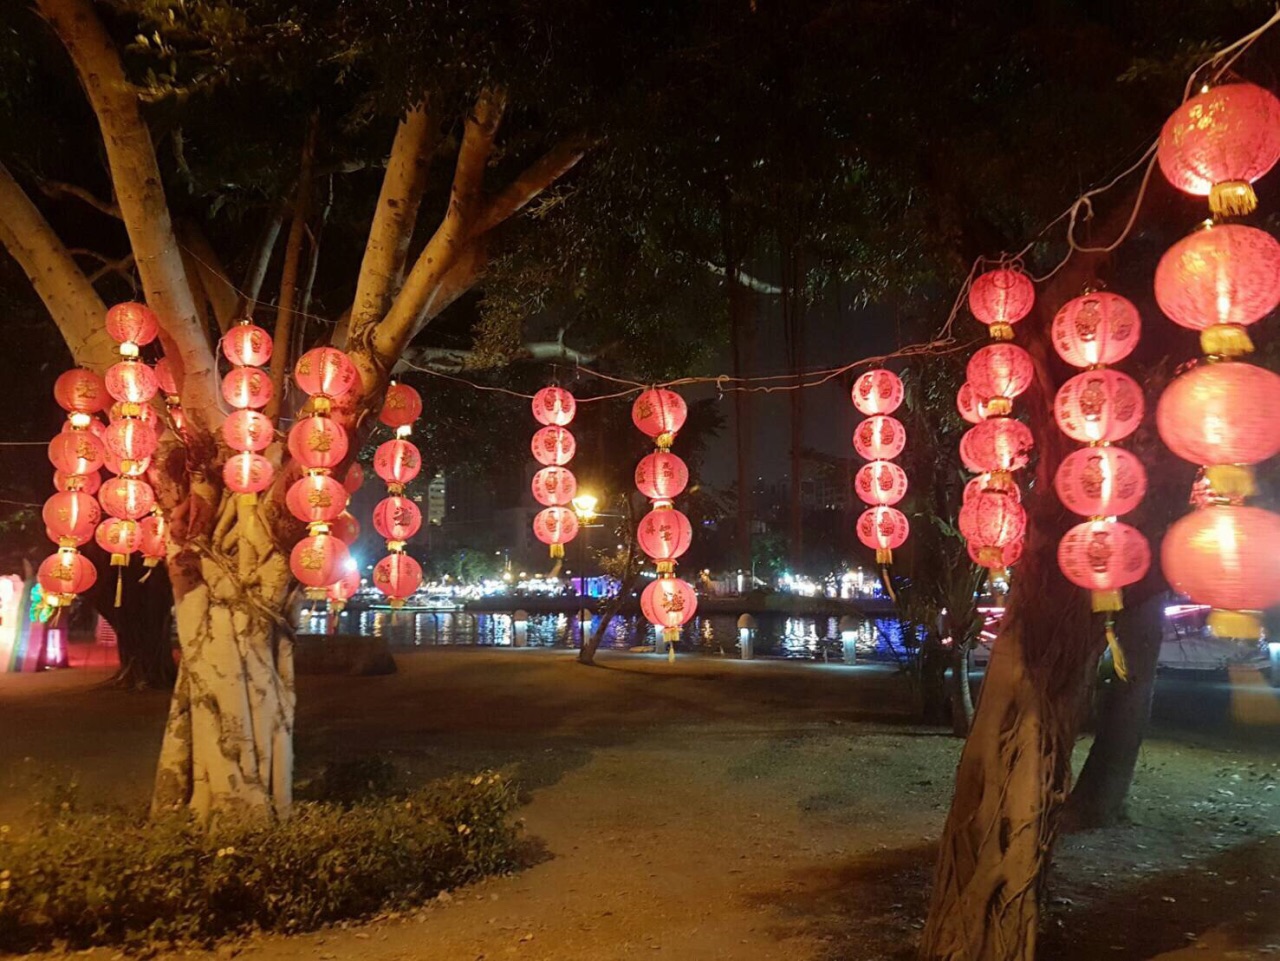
xmin=969 ymin=268 xmax=1035 ymax=339
xmin=1157 ymin=82 xmax=1280 ymax=217
xmin=1157 ymin=361 xmax=1280 ymax=469
xmin=532 ymin=466 xmax=577 ymax=507
xmin=223 ymin=322 xmax=274 ymax=367
xmin=43 ymin=491 xmax=100 ymax=545
xmin=373 ymin=438 xmax=422 ymax=488
xmin=287 ymin=416 xmax=349 ymax=472
xmin=637 ymin=508 xmax=693 ymax=572
xmin=105 ymin=361 xmax=158 ymax=405
xmin=532 ymin=387 xmax=576 ymax=427
xmin=290 ymin=533 xmax=351 ymax=590
xmin=964 ymin=474 xmax=1021 ymax=504
xmin=285 ymin=473 xmax=349 ymax=526
xmin=108 ymin=401 xmax=158 ymax=429
xmin=222 ymin=409 xmax=274 ymax=453
xmin=632 ymin=389 xmax=688 ymax=447
xmin=222 ymin=367 xmax=274 ymax=410
xmin=641 ymin=576 xmax=698 ymax=643
xmin=1055 ymin=447 xmax=1147 ymax=518
xmin=153 ymin=357 xmax=179 ymax=397
xmin=852 ymin=415 xmax=905 ymax=461
xmin=531 ymin=426 xmax=576 ymax=467
xmin=99 ymin=476 xmax=155 ymax=521
xmin=343 ymin=462 xmax=365 ymax=494
xmin=635 ymin=452 xmax=689 ymax=503
xmin=1162 ymin=505 xmax=1280 ymax=638
xmin=330 ymin=511 xmax=360 ymax=546
xmin=960 ymin=418 xmax=1034 ymax=473
xmin=105 ymin=302 xmax=159 ymax=348
xmin=103 ymin=419 xmax=159 ymax=463
xmin=327 ymin=567 xmax=362 ymax=607
xmin=968 ymin=537 xmax=1024 ymax=570
xmin=1058 ymin=520 xmax=1151 ymax=609
xmin=54 ymin=369 xmax=109 ymax=414
xmin=372 ymin=495 xmax=423 ymax=543
xmin=854 ymin=460 xmax=909 ymax=506
xmin=1052 ymin=292 xmax=1141 ymax=368
xmin=38 ymin=549 xmax=96 ymax=597
xmin=533 ymin=505 xmax=579 ymax=558
xmin=223 ymin=453 xmax=274 ymax=495
xmin=379 ymin=383 xmax=423 ymax=428
xmin=96 ymin=516 xmax=141 ymax=558
xmin=967 ymin=344 xmax=1034 ymax=410
xmin=138 ymin=513 xmax=167 ymax=565
xmin=102 ymin=450 xmax=149 ymax=478
xmin=856 ymin=506 xmax=909 ymax=563
xmin=54 ymin=469 xmax=101 ymax=496
xmin=959 ymin=489 xmax=1026 ymax=551
xmin=1054 ymin=370 xmax=1144 ymax=444
xmin=851 ymin=369 xmax=904 ymax=415
xmin=956 ymin=382 xmax=987 ymax=425
xmin=294 ymin=347 xmax=359 ymax=399
xmin=1154 ymin=223 xmax=1280 ymax=356
xmin=373 ymin=552 xmax=423 ymax=605
xmin=48 ymin=431 xmax=105 ymax=476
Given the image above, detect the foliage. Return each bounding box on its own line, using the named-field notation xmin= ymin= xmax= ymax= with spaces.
xmin=0 ymin=771 xmax=519 ymax=952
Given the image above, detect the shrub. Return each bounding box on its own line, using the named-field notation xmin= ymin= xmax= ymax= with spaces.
xmin=0 ymin=771 xmax=518 ymax=952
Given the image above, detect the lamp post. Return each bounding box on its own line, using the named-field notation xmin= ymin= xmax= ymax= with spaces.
xmin=571 ymin=493 xmax=599 ymax=646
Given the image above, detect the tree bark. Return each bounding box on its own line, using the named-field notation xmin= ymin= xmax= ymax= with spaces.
xmin=84 ymin=547 xmax=176 ymax=690
xmin=949 ymin=641 xmax=975 ymax=738
xmin=579 ymin=497 xmax=639 ymax=666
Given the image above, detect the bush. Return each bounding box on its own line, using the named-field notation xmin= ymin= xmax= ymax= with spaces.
xmin=0 ymin=771 xmax=518 ymax=952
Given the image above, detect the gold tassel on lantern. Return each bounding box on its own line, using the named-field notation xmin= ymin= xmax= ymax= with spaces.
xmin=1201 ymin=324 xmax=1255 ymax=358
xmin=656 ymin=432 xmax=675 ymax=450
xmin=1204 ymin=464 xmax=1256 ymax=501
xmin=550 ymin=543 xmax=564 ymax=559
xmin=875 ymin=548 xmax=893 ymax=565
xmin=657 ymin=560 xmax=675 ymax=575
xmin=1091 ymin=589 xmax=1123 ymax=613
xmin=989 ymin=322 xmax=1014 ymax=341
xmin=984 ymin=398 xmax=1012 ymax=416
xmin=1208 ymin=608 xmax=1264 ymax=640
xmin=1209 ymin=180 xmax=1258 ymax=219
xmin=1104 ymin=619 xmax=1129 ymax=682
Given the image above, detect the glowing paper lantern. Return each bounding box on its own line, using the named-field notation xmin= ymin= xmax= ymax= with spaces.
xmin=1156 ymin=362 xmax=1280 ymax=474
xmin=138 ymin=513 xmax=168 ymax=566
xmin=854 ymin=460 xmax=909 ymax=507
xmin=379 ymin=383 xmax=423 ymax=428
xmin=105 ymin=361 xmax=158 ymax=405
xmin=1058 ymin=520 xmax=1151 ymax=610
xmin=632 ymin=389 xmax=688 ymax=447
xmin=105 ymin=302 xmax=159 ymax=349
xmin=852 ymin=415 xmax=905 ymax=461
xmin=48 ymin=431 xmax=105 ymax=476
xmin=1157 ymin=82 xmax=1280 ymax=217
xmin=1161 ymin=505 xmax=1280 ymax=638
xmin=967 ymin=538 xmax=1024 ymax=570
xmin=967 ymin=344 xmax=1034 ymax=411
xmin=222 ymin=367 xmax=274 ymax=410
xmin=532 ymin=466 xmax=577 ymax=507
xmin=95 ymin=517 xmax=140 ymax=559
xmin=531 ymin=426 xmax=576 ymax=467
xmin=153 ymin=357 xmax=179 ymax=397
xmin=1054 ymin=447 xmax=1148 ymax=518
xmin=222 ymin=409 xmax=274 ymax=453
xmin=373 ymin=438 xmax=422 ymax=489
xmin=99 ymin=476 xmax=156 ymax=521
xmin=294 ymin=347 xmax=359 ymax=399
xmin=969 ymin=268 xmax=1035 ymax=340
xmin=42 ymin=491 xmax=100 ymax=545
xmin=287 ymin=416 xmax=350 ymax=472
xmin=964 ymin=474 xmax=1021 ymax=504
xmin=222 ymin=322 xmax=273 ymax=367
xmin=856 ymin=506 xmax=909 ymax=564
xmin=959 ymin=418 xmax=1034 ymax=474
xmin=959 ymin=490 xmax=1026 ymax=553
xmin=223 ymin=452 xmax=274 ymax=495
xmin=851 ymin=369 xmax=904 ymax=415
xmin=532 ymin=387 xmax=577 ymax=426
xmin=1054 ymin=370 xmax=1144 ymax=444
xmin=637 ymin=508 xmax=693 ymax=572
xmin=285 ymin=473 xmax=349 ymax=526
xmin=54 ymin=369 xmax=109 ymax=414
xmin=290 ymin=533 xmax=351 ymax=590
xmin=1154 ymin=223 xmax=1280 ymax=356
xmin=640 ymin=576 xmax=698 ymax=643
xmin=38 ymin=550 xmax=96 ymax=598
xmin=1051 ymin=292 xmax=1142 ymax=368
xmin=956 ymin=383 xmax=987 ymax=425
xmin=103 ymin=419 xmax=159 ymax=463
xmin=330 ymin=511 xmax=360 ymax=546
xmin=327 ymin=567 xmax=362 ymax=610
xmin=634 ymin=452 xmax=689 ymax=503
xmin=343 ymin=462 xmax=365 ymax=494
xmin=102 ymin=450 xmax=149 ymax=478
xmin=54 ymin=469 xmax=101 ymax=496
xmin=532 ymin=506 xmax=579 ymax=558
xmin=372 ymin=495 xmax=423 ymax=544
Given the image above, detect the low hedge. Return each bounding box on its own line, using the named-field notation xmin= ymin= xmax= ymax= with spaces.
xmin=0 ymin=771 xmax=518 ymax=952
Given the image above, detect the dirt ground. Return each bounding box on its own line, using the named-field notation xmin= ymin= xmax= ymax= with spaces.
xmin=2 ymin=648 xmax=1279 ymax=961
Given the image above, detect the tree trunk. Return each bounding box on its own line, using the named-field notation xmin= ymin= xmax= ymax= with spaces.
xmin=949 ymin=641 xmax=975 ymax=738
xmin=1064 ymin=592 xmax=1165 ymax=830
xmin=86 ymin=552 xmax=176 ymax=690
xmin=580 ymin=497 xmax=639 ymax=666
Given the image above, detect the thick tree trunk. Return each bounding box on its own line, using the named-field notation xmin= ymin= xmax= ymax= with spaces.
xmin=1064 ymin=593 xmax=1165 ymax=830
xmin=85 ymin=552 xmax=177 ymax=690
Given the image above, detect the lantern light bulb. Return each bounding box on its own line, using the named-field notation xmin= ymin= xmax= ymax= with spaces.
xmin=119 ymin=342 xmax=139 ymax=359
xmin=68 ymin=412 xmax=91 ymax=429
xmin=396 ymin=424 xmax=412 ymax=439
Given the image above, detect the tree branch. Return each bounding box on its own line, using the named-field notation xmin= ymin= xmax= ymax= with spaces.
xmin=38 ymin=178 xmax=121 ymax=219
xmin=472 ymin=138 xmax=590 ymax=236
xmin=395 ymin=339 xmax=595 ymax=374
xmin=236 ymin=206 xmax=285 ymax=321
xmin=0 ymin=162 xmax=116 ymax=371
xmin=71 ymin=249 xmax=137 ymax=287
xmin=703 ymin=259 xmax=782 ymax=295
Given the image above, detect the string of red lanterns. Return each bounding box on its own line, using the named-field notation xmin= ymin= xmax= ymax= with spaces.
xmin=221 ymin=320 xmax=277 ymax=499
xmin=531 ymin=386 xmax=580 ymax=559
xmin=632 ymin=388 xmax=696 ymax=659
xmin=370 ymin=383 xmax=426 ymax=606
xmin=851 ymin=369 xmax=909 ymax=565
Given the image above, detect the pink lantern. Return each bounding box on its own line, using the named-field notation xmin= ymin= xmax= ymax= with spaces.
xmin=343 ymin=462 xmax=365 ymax=494
xmin=967 ymin=344 xmax=1034 ymax=409
xmin=637 ymin=508 xmax=693 ymax=572
xmin=531 ymin=426 xmax=576 ymax=467
xmin=532 ymin=466 xmax=578 ymax=507
xmin=373 ymin=552 xmax=423 ymax=605
xmin=287 ymin=416 xmax=350 ymax=472
xmin=532 ymin=387 xmax=577 ymax=427
xmin=153 ymin=357 xmax=179 ymax=397
xmin=102 ymin=450 xmax=149 ymax=478
xmin=856 ymin=506 xmax=909 ymax=563
xmin=223 ymin=452 xmax=274 ymax=496
xmin=43 ymin=491 xmax=100 ymax=545
xmin=379 ymin=383 xmax=423 ymax=428
xmin=54 ymin=369 xmax=109 ymax=414
xmin=373 ymin=438 xmax=422 ymax=489
xmin=1054 ymin=370 xmax=1144 ymax=444
xmin=48 ymin=431 xmax=105 ymax=476
xmin=1157 ymin=83 xmax=1280 ymax=217
xmin=964 ymin=474 xmax=1021 ymax=504
xmin=103 ymin=419 xmax=159 ymax=463
xmin=105 ymin=302 xmax=159 ymax=348
xmin=285 ymin=473 xmax=349 ymax=526
xmin=632 ymin=389 xmax=688 ymax=447
xmin=854 ymin=460 xmax=909 ymax=507
xmin=222 ymin=367 xmax=274 ymax=410
xmin=1058 ymin=520 xmax=1151 ymax=609
xmin=38 ymin=550 xmax=97 ymax=598
xmin=329 ymin=511 xmax=360 ymax=546
xmin=635 ymin=452 xmax=689 ymax=503
xmin=54 ymin=469 xmax=101 ymax=496
xmin=1054 ymin=447 xmax=1148 ymax=518
xmin=959 ymin=489 xmax=1026 ymax=552
xmin=956 ymin=382 xmax=987 ymax=425
xmin=852 ymin=415 xmax=905 ymax=461
xmin=327 ymin=567 xmax=362 ymax=608
xmin=1051 ymin=292 xmax=1142 ymax=368
xmin=1156 ymin=361 xmax=1280 ymax=468
xmin=851 ymin=369 xmax=904 ymax=416
xmin=105 ymin=361 xmax=158 ymax=405
xmin=222 ymin=409 xmax=274 ymax=453
xmin=290 ymin=533 xmax=351 ymax=590
xmin=968 ymin=537 xmax=1024 ymax=570
xmin=372 ymin=495 xmax=423 ymax=543
xmin=969 ymin=268 xmax=1035 ymax=339
xmin=99 ymin=476 xmax=156 ymax=521
xmin=138 ymin=513 xmax=168 ymax=565
xmin=532 ymin=505 xmax=579 ymax=558
xmin=959 ymin=418 xmax=1034 ymax=474
xmin=222 ymin=322 xmax=274 ymax=367
xmin=95 ymin=517 xmax=141 ymax=560
xmin=294 ymin=347 xmax=359 ymax=399
xmin=641 ymin=576 xmax=698 ymax=643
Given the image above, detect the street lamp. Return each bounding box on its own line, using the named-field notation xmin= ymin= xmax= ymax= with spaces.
xmin=571 ymin=493 xmax=598 ymax=523
xmin=571 ymin=493 xmax=600 ymax=645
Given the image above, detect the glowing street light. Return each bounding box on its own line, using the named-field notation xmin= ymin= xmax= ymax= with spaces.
xmin=572 ymin=492 xmax=598 ymax=523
